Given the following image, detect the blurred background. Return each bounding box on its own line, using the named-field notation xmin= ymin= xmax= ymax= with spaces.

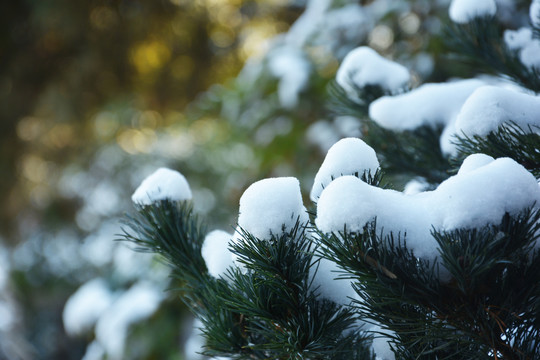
xmin=1 ymin=0 xmax=527 ymax=359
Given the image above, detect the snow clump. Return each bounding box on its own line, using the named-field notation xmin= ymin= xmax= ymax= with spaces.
xmin=63 ymin=278 xmax=114 ymax=336
xmin=316 ymin=155 xmax=540 ymax=268
xmin=202 ymin=230 xmax=235 ymax=278
xmin=267 ymin=46 xmax=311 ymax=109
xmin=454 ymin=86 xmax=540 ymax=136
xmin=369 ymin=79 xmax=484 ymax=132
xmin=311 ymin=137 xmax=380 ymax=202
xmin=531 ymin=0 xmax=540 ymax=28
xmin=238 ymin=177 xmax=308 ymax=240
xmin=131 ymin=167 xmax=192 ymax=205
xmin=504 ymin=28 xmax=540 ymax=70
xmin=449 ymin=0 xmax=497 ymax=23
xmin=95 ymin=281 xmax=163 ymax=360
xmin=336 ymin=46 xmax=410 ymax=100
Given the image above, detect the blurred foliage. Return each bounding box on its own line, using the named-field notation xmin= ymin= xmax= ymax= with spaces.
xmin=0 ymin=0 xmax=301 ymax=240
xmin=1 ymin=0 xmax=301 ymax=359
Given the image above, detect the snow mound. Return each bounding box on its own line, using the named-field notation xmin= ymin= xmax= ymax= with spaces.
xmin=238 ymin=177 xmax=308 ymax=240
xmin=449 ymin=0 xmax=496 ymax=23
xmin=132 ymin=167 xmax=192 ymax=205
xmin=455 ymin=86 xmax=540 ymax=136
xmin=63 ymin=278 xmax=113 ymax=336
xmin=311 ymin=137 xmax=380 ymax=202
xmin=369 ymin=79 xmax=484 ymax=131
xmin=336 ymin=46 xmax=410 ymax=99
xmin=316 ymin=156 xmax=540 ymax=266
xmin=202 ymin=230 xmax=234 ymax=278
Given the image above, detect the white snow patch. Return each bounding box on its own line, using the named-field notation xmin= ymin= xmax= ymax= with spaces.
xmin=455 ymin=86 xmax=540 ymax=136
xmin=311 ymin=256 xmax=357 ymax=305
xmin=457 ymin=154 xmax=495 ymax=175
xmin=81 ymin=341 xmax=106 ymax=360
xmin=184 ymin=318 xmax=205 ymax=360
xmin=95 ymin=281 xmax=163 ymax=360
xmin=132 ymin=167 xmax=192 ymax=205
xmin=369 ymin=79 xmax=484 ymax=131
xmin=370 ymin=325 xmax=396 ymax=360
xmin=337 ymin=47 xmax=410 ymax=100
xmin=403 ymin=178 xmax=430 ymax=195
xmin=63 ymin=278 xmax=114 ymax=336
xmin=531 ymin=0 xmax=540 ymax=28
xmin=238 ymin=177 xmax=308 ymax=240
xmin=504 ymin=28 xmax=540 ymax=70
xmin=202 ymin=230 xmax=234 ymax=278
xmin=449 ymin=0 xmax=497 ymax=23
xmin=311 ymin=138 xmax=379 ymax=202
xmin=316 ymin=157 xmax=540 ymax=270
xmin=268 ymin=46 xmax=311 ymax=109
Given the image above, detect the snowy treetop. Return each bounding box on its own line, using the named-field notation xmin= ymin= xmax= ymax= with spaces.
xmin=131 ymin=167 xmax=192 ymax=205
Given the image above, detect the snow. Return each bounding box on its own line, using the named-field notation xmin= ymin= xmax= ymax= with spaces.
xmin=311 ymin=255 xmax=357 ymax=305
xmin=504 ymin=28 xmax=540 ymax=70
xmin=369 ymin=79 xmax=484 ymax=131
xmin=268 ymin=46 xmax=311 ymax=109
xmin=403 ymin=178 xmax=429 ymax=195
xmin=449 ymin=0 xmax=497 ymax=23
xmin=454 ymin=86 xmax=540 ymax=136
xmin=531 ymin=0 xmax=540 ymax=28
xmin=131 ymin=167 xmax=192 ymax=205
xmin=63 ymin=278 xmax=114 ymax=336
xmin=311 ymin=138 xmax=380 ymax=201
xmin=315 ymin=156 xmax=540 ymax=270
xmin=95 ymin=281 xmax=163 ymax=360
xmin=184 ymin=318 xmax=205 ymax=360
xmin=336 ymin=46 xmax=410 ymax=99
xmin=202 ymin=230 xmax=234 ymax=278
xmin=81 ymin=341 xmax=106 ymax=360
xmin=457 ymin=153 xmax=495 ymax=175
xmin=238 ymin=177 xmax=308 ymax=240
xmin=370 ymin=325 xmax=396 ymax=360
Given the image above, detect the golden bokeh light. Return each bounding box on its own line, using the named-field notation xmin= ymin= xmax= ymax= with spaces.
xmin=131 ymin=40 xmax=171 ymax=74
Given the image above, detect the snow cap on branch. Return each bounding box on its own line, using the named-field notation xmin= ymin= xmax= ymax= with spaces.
xmin=131 ymin=167 xmax=192 ymax=205
xmin=455 ymin=86 xmax=540 ymax=136
xmin=316 ymin=156 xmax=540 ymax=265
xmin=369 ymin=79 xmax=484 ymax=131
xmin=311 ymin=137 xmax=379 ymax=201
xmin=238 ymin=177 xmax=308 ymax=240
xmin=449 ymin=0 xmax=496 ymax=23
xmin=202 ymin=230 xmax=235 ymax=278
xmin=336 ymin=46 xmax=410 ymax=98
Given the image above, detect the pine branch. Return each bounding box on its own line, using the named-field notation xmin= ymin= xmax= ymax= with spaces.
xmin=452 ymin=122 xmax=540 ymax=177
xmin=317 ymin=208 xmax=540 ymax=359
xmin=222 ymin=221 xmax=374 ymax=360
xmin=444 ymin=17 xmax=540 ymax=93
xmin=119 ymin=200 xmax=207 ymax=285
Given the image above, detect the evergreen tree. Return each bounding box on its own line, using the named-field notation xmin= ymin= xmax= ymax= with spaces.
xmin=120 ymin=1 xmax=540 ymax=359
